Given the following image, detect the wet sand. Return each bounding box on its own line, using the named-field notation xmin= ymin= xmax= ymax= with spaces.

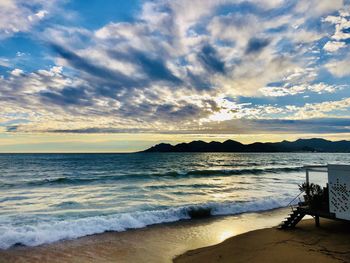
xmin=175 ymin=218 xmax=350 ymax=263
xmin=0 ymin=208 xmax=289 ymax=263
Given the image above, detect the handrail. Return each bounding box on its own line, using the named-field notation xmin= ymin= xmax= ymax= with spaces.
xmin=286 ymin=190 xmax=305 ymax=210
xmin=303 ymin=165 xmax=327 ymax=168
xmin=304 ymin=165 xmax=328 ymax=172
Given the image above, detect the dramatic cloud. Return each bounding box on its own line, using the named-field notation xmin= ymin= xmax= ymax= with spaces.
xmin=0 ymin=0 xmax=349 ymax=137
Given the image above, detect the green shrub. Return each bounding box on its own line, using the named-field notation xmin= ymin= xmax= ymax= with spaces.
xmin=298 ymin=182 xmax=324 ymax=209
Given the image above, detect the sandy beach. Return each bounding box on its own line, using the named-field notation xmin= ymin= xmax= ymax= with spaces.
xmin=175 ymin=218 xmax=350 ymax=263
xmin=0 ymin=208 xmax=288 ymax=263
xmin=2 ymin=210 xmax=349 ymax=263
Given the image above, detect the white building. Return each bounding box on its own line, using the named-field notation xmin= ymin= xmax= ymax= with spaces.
xmin=280 ymin=164 xmax=350 ymax=229
xmin=328 ymin=164 xmax=350 ymax=221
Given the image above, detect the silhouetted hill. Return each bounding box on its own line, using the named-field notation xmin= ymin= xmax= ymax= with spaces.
xmin=143 ymin=138 xmax=350 ymax=153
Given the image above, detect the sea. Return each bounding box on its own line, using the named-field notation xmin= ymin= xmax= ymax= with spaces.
xmin=0 ymin=152 xmax=349 ymax=249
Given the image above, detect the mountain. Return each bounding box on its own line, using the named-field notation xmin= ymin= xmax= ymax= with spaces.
xmin=142 ymin=138 xmax=350 ymax=153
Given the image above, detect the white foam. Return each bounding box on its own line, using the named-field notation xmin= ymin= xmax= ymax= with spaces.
xmin=0 ymin=196 xmax=294 ymax=250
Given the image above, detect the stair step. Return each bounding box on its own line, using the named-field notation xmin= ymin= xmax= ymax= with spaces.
xmin=278 ymin=203 xmax=306 ymax=230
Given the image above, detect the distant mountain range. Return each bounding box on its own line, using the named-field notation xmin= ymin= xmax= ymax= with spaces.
xmin=143 ymin=138 xmax=350 ymax=153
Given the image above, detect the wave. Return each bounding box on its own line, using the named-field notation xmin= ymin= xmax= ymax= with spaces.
xmin=184 ymin=166 xmax=303 ymax=176
xmin=50 ymin=201 xmax=85 ymax=209
xmin=1 ymin=166 xmax=303 ymax=189
xmin=0 ymin=195 xmax=295 ymax=250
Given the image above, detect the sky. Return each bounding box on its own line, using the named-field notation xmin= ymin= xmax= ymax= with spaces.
xmin=0 ymin=0 xmax=350 ymax=152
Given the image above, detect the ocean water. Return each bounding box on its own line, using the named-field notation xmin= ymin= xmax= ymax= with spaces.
xmin=0 ymin=152 xmax=348 ymax=249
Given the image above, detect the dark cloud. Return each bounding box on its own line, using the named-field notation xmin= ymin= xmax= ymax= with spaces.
xmin=245 ymin=37 xmax=270 ymax=54
xmin=108 ymin=49 xmax=182 ymax=84
xmin=51 ymin=44 xmax=183 ymax=102
xmin=113 ymin=98 xmax=204 ymax=123
xmin=134 ymin=52 xmax=182 ymax=83
xmin=197 ymin=45 xmax=226 ymax=74
xmin=1 ymin=119 xmax=30 ymax=133
xmin=49 ymin=127 xmax=154 ymax=133
xmin=47 ymin=43 xmax=212 ymax=119
xmin=28 ymin=118 xmax=350 ymax=134
xmin=39 ymin=86 xmax=92 ymax=106
xmin=117 ymin=101 xmax=157 ymax=119
xmin=5 ymin=126 xmax=18 ymax=132
xmin=211 ymin=118 xmax=350 ymax=134
xmin=341 ymin=28 xmax=350 ymax=34
xmin=51 ymin=44 xmax=140 ymax=92
xmin=186 ymin=69 xmax=212 ymax=90
xmin=155 ymin=103 xmax=202 ymax=120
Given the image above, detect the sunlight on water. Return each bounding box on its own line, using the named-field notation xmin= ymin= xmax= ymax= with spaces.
xmin=218 ymin=229 xmax=236 ymax=242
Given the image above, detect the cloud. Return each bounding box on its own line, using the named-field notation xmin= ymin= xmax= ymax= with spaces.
xmin=39 ymin=87 xmax=92 ymax=107
xmin=29 ymin=10 xmax=48 ymax=21
xmin=45 ymin=0 xmax=336 ymax=100
xmin=0 ymin=58 xmax=10 ymax=67
xmin=295 ymin=0 xmax=344 ymax=17
xmin=5 ymin=125 xmax=18 ymax=132
xmin=44 ymin=118 xmax=350 ymax=135
xmin=0 ymin=0 xmax=349 ymax=137
xmin=0 ymin=66 xmax=75 ymax=94
xmin=292 ymin=98 xmax=350 ymax=119
xmin=47 ymin=127 xmax=155 ymax=134
xmin=51 ymin=44 xmax=140 ymax=94
xmin=201 ymin=97 xmax=350 ymax=125
xmin=10 ymin=68 xmax=24 ymax=77
xmin=205 ymin=118 xmax=350 ymax=134
xmin=245 ymin=37 xmax=270 ymax=54
xmin=325 ymin=57 xmax=350 ymax=77
xmin=197 ymin=44 xmax=226 ymax=74
xmin=107 ymin=48 xmax=182 ymax=84
xmin=0 ymin=0 xmax=58 ymax=38
xmin=322 ymin=9 xmax=350 ymax=53
xmin=323 ymin=41 xmax=346 ymax=52
xmin=253 ymin=118 xmax=350 ymax=133
xmin=260 ymin=83 xmax=345 ymax=97
xmin=324 ymin=11 xmax=350 ymax=41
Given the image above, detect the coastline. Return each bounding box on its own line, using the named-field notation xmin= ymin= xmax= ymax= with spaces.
xmin=175 ymin=218 xmax=350 ymax=263
xmin=0 ymin=208 xmax=289 ymax=263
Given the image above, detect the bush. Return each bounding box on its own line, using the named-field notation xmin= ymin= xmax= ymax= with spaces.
xmin=299 ymin=182 xmax=324 ymax=209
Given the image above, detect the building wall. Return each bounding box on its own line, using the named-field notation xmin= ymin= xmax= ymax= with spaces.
xmin=328 ymin=165 xmax=350 ymax=221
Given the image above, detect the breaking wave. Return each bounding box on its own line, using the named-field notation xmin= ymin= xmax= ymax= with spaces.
xmin=0 ymin=195 xmax=294 ymax=250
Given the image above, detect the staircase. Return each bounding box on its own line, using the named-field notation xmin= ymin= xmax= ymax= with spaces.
xmin=278 ymin=190 xmax=306 ymax=230
xmin=278 ymin=206 xmax=305 ymax=229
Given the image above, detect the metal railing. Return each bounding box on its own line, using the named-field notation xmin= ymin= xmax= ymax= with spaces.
xmin=286 ymin=190 xmax=305 ymax=211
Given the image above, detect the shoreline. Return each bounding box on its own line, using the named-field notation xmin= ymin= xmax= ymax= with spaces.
xmin=174 ymin=218 xmax=350 ymax=263
xmin=0 ymin=208 xmax=289 ymax=263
